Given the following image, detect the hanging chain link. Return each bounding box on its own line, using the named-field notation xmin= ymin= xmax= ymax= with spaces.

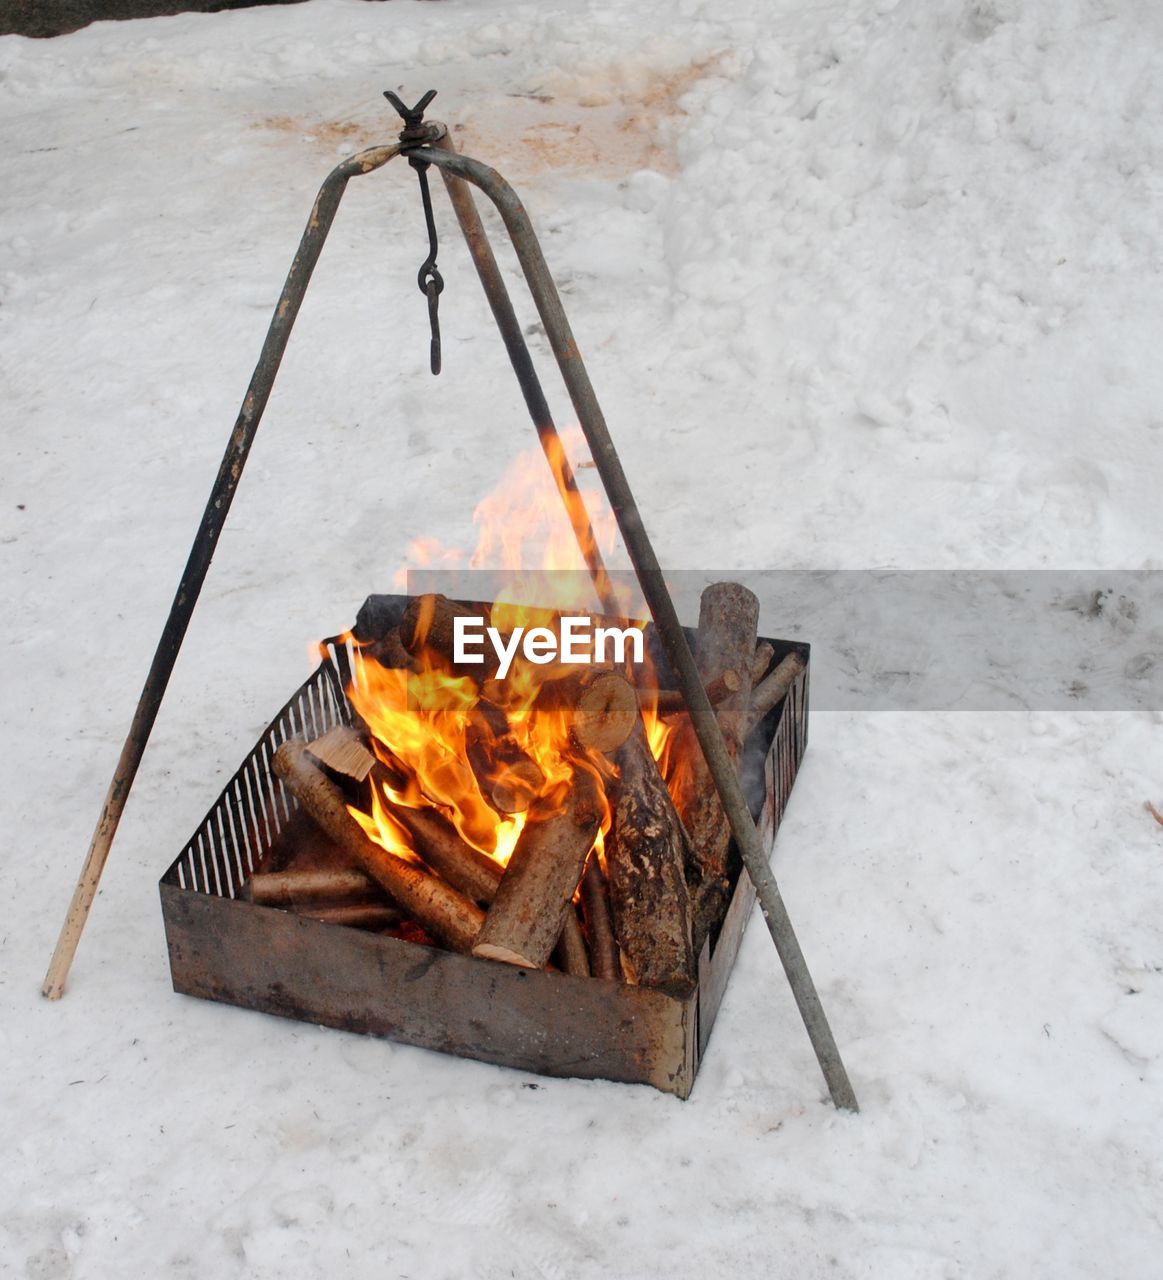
xmin=384 ymin=90 xmax=444 ymax=377
xmin=411 ymin=157 xmax=443 ymax=376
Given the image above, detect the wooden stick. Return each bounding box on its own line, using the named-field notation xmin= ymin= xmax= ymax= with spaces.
xmin=750 ymin=640 xmax=775 ymax=686
xmin=580 ymin=854 xmax=620 ymax=980
xmin=553 ymin=907 xmax=592 ymax=977
xmin=646 ymin=669 xmax=742 ymax=717
xmin=248 ymin=867 xmax=379 ymax=906
xmin=273 ymin=740 xmax=484 ymax=952
xmin=473 ymin=769 xmax=603 ymax=969
xmin=1146 ymin=801 xmax=1163 ymax=827
xmin=534 ymin=668 xmax=638 ymax=753
xmin=295 ymin=902 xmax=403 ymax=930
xmin=746 ymin=651 xmax=806 ymax=731
xmin=605 ymin=720 xmax=695 ymax=989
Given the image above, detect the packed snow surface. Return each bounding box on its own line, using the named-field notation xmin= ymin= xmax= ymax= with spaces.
xmin=2 ymin=0 xmax=1162 ymax=1276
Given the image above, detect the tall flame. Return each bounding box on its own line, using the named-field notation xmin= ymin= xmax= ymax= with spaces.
xmin=344 ymin=427 xmax=669 ymax=874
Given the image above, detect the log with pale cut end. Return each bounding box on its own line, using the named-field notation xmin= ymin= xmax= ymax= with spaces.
xmin=247 ymin=866 xmax=379 ymax=907
xmin=606 ymin=720 xmax=695 ymax=990
xmin=272 ymin=740 xmax=484 ymax=953
xmin=750 ymin=639 xmax=775 ymax=686
xmin=746 ymin=651 xmax=806 ymax=731
xmin=580 ymin=854 xmax=620 ymax=981
xmin=465 ymin=698 xmax=545 ymax=814
xmin=534 ymin=668 xmax=638 ymax=754
xmin=671 ymin=582 xmax=760 ymax=948
xmin=473 ymin=769 xmax=603 ymax=970
xmin=553 ymin=906 xmax=591 ymax=977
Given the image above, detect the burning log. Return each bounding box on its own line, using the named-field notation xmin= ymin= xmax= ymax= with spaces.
xmin=580 ymin=854 xmax=620 ymax=981
xmin=400 ymin=593 xmax=495 ymax=675
xmin=534 ymin=669 xmax=638 ymax=754
xmin=364 ymin=626 xmax=414 ymax=671
xmin=465 ymin=698 xmax=545 ymax=814
xmin=746 ymin=651 xmax=806 ymax=731
xmin=473 ymin=768 xmax=604 ymax=970
xmin=605 ymin=720 xmax=695 ymax=990
xmin=388 ymin=802 xmax=504 ymax=905
xmin=247 ymin=866 xmax=379 ymax=907
xmin=272 ymin=740 xmax=484 ymax=952
xmin=670 ymin=583 xmax=760 ymax=946
xmin=648 ymin=669 xmax=742 ymax=718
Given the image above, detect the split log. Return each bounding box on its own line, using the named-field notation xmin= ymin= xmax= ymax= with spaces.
xmin=580 ymin=854 xmax=620 ymax=981
xmin=647 ymin=669 xmax=742 ymax=718
xmin=534 ymin=669 xmax=638 ymax=754
xmin=750 ymin=640 xmax=775 ymax=686
xmin=473 ymin=769 xmax=603 ymax=969
xmin=248 ymin=866 xmax=379 ymax=907
xmin=606 ymin=720 xmax=695 ymax=990
xmin=306 ymin=725 xmax=376 ymax=783
xmin=746 ymin=651 xmax=806 ymax=731
xmin=465 ymin=698 xmax=545 ymax=814
xmin=272 ymin=740 xmax=484 ymax=953
xmin=670 ymin=582 xmax=760 ymax=947
xmin=553 ymin=907 xmax=592 ymax=977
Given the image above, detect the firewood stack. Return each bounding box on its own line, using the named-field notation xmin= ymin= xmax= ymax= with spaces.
xmin=254 ymin=584 xmax=805 ymax=993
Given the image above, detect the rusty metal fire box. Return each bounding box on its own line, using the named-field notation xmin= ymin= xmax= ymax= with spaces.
xmin=158 ymin=596 xmax=809 ymax=1098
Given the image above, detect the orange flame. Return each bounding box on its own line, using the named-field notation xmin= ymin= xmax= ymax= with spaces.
xmin=343 ymin=428 xmax=671 ymax=875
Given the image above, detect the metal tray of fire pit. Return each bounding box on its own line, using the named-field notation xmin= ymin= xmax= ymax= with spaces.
xmin=159 ymin=596 xmax=809 ymax=1097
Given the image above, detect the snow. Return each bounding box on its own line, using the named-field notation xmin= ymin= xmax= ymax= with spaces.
xmin=2 ymin=0 xmax=1162 ymax=1275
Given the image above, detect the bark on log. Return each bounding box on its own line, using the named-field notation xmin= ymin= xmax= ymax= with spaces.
xmin=465 ymin=698 xmax=545 ymax=814
xmin=580 ymin=854 xmax=620 ymax=981
xmin=295 ymin=903 xmax=403 ymax=930
xmin=387 ymin=800 xmax=504 ymax=905
xmin=273 ymin=740 xmax=484 ymax=953
xmin=671 ymin=582 xmax=759 ymax=948
xmin=248 ymin=866 xmax=379 ymax=907
xmin=364 ymin=626 xmax=414 ymax=671
xmin=648 ymin=669 xmax=742 ymax=718
xmin=553 ymin=907 xmax=592 ymax=977
xmin=473 ymin=769 xmax=603 ymax=969
xmin=746 ymin=651 xmax=806 ymax=730
xmin=606 ymin=720 xmax=695 ymax=990
xmin=400 ymin=593 xmax=501 ymax=678
xmin=750 ymin=640 xmax=775 ymax=686
xmin=534 ymin=669 xmax=638 ymax=754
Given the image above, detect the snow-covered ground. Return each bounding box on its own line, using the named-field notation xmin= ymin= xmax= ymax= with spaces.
xmin=2 ymin=0 xmax=1162 ymax=1275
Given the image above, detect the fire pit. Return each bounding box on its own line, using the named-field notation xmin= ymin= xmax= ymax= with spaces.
xmin=47 ymin=89 xmax=855 ymax=1111
xmin=159 ymin=595 xmax=809 ymax=1096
